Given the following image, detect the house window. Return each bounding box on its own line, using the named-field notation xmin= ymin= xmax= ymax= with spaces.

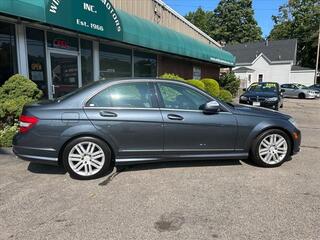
xmin=248 ymin=74 xmax=252 ymax=83
xmin=193 ymin=66 xmax=201 ymax=80
xmin=258 ymin=74 xmax=263 ymax=82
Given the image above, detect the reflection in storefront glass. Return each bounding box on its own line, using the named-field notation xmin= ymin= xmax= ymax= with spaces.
xmin=0 ymin=21 xmax=17 ymax=86
xmin=26 ymin=27 xmax=47 ymax=98
xmin=99 ymin=44 xmax=132 ymax=79
xmin=81 ymin=39 xmax=94 ymax=85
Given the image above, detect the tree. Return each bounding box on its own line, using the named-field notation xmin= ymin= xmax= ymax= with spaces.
xmin=185 ymin=7 xmax=213 ymax=36
xmin=210 ymin=0 xmax=263 ymax=43
xmin=269 ymin=0 xmax=320 ymax=68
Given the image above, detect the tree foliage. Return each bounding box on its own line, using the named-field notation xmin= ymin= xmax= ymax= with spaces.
xmin=0 ymin=74 xmax=43 ymax=127
xmin=269 ymin=0 xmax=320 ymax=68
xmin=185 ymin=0 xmax=262 ymax=44
xmin=185 ymin=7 xmax=214 ymax=36
xmin=201 ymin=78 xmax=220 ymax=97
xmin=211 ymin=0 xmax=263 ymax=43
xmin=219 ymin=72 xmax=241 ymax=96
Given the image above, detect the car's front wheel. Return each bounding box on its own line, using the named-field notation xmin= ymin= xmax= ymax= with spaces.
xmin=251 ymin=129 xmax=292 ymax=167
xmin=62 ymin=137 xmax=112 ymax=180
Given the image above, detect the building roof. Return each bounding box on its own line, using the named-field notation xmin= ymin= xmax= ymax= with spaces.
xmin=291 ymin=65 xmax=315 ymax=71
xmin=224 ymin=39 xmax=297 ymax=64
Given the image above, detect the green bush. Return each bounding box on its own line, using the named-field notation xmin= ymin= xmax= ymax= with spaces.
xmin=219 ymin=72 xmax=240 ymax=96
xmin=0 ymin=74 xmax=43 ymax=147
xmin=160 ymin=73 xmax=184 ymax=81
xmin=0 ymin=124 xmax=18 ymax=147
xmin=186 ymin=80 xmax=205 ymax=90
xmin=219 ymin=89 xmax=233 ymax=102
xmin=201 ymin=78 xmax=220 ymax=97
xmin=0 ymin=74 xmax=43 ymax=127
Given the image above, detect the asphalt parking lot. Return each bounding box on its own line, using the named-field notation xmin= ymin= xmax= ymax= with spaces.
xmin=1 ymin=98 xmax=320 ymax=240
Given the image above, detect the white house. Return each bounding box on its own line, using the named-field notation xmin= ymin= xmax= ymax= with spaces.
xmin=225 ymin=39 xmax=316 ymax=88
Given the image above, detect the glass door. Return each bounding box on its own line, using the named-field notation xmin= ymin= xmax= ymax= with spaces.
xmin=49 ymin=52 xmax=79 ymax=98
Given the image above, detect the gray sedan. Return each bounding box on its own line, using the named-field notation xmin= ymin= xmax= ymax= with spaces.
xmin=281 ymin=83 xmax=318 ymax=99
xmin=13 ymin=79 xmax=301 ymax=180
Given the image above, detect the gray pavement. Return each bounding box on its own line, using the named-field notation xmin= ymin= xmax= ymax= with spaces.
xmin=0 ymin=98 xmax=319 ymax=240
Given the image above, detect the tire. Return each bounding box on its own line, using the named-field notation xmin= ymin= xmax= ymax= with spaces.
xmin=250 ymin=129 xmax=292 ymax=168
xmin=62 ymin=137 xmax=112 ymax=180
xmin=298 ymin=93 xmax=305 ymax=99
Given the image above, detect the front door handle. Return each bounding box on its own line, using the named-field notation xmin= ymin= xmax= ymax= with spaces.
xmin=99 ymin=111 xmax=118 ymax=118
xmin=167 ymin=114 xmax=184 ymax=121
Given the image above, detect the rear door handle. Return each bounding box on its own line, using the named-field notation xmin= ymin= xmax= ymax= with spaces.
xmin=99 ymin=111 xmax=118 ymax=118
xmin=167 ymin=114 xmax=184 ymax=121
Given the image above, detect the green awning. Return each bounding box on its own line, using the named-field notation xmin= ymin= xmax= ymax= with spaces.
xmin=117 ymin=10 xmax=235 ymax=66
xmin=0 ymin=0 xmax=235 ymax=66
xmin=0 ymin=0 xmax=45 ymax=22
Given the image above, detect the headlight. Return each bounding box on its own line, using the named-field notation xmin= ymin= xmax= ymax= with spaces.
xmin=240 ymin=96 xmax=248 ymax=101
xmin=307 ymin=91 xmax=315 ymax=94
xmin=289 ymin=118 xmax=298 ymax=128
xmin=266 ymin=97 xmax=278 ymax=102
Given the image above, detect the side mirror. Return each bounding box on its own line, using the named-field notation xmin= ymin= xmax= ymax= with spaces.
xmin=202 ymin=100 xmax=220 ymax=114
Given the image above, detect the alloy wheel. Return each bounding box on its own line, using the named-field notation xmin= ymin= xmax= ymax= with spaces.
xmin=258 ymin=134 xmax=288 ymax=165
xmin=68 ymin=141 xmax=105 ymax=177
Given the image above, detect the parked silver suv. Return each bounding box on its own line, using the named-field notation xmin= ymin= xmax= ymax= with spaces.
xmin=281 ymin=83 xmax=319 ymax=99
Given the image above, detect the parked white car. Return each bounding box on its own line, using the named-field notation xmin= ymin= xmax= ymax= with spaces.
xmin=281 ymin=84 xmax=319 ymax=99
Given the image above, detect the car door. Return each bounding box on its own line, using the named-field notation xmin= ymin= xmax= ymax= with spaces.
xmin=156 ymin=81 xmax=237 ymax=155
xmin=84 ymin=80 xmax=163 ymax=158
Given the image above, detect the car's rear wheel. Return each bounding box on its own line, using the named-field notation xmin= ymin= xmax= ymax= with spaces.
xmin=251 ymin=129 xmax=291 ymax=167
xmin=62 ymin=137 xmax=112 ymax=180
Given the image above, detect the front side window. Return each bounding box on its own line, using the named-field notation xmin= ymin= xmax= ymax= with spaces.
xmin=88 ymin=82 xmax=154 ymax=108
xmin=158 ymin=82 xmax=210 ymax=110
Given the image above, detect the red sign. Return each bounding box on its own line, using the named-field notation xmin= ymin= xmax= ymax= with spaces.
xmin=53 ymin=39 xmax=69 ymax=49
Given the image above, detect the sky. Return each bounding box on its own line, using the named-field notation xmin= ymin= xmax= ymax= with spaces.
xmin=163 ymin=0 xmax=288 ymax=37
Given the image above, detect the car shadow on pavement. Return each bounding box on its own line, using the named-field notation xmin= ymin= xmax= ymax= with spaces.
xmin=116 ymin=159 xmax=243 ymax=173
xmin=27 ymin=162 xmax=67 ymax=175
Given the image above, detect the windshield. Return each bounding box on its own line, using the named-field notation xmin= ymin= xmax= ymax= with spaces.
xmin=248 ymin=83 xmax=278 ymax=93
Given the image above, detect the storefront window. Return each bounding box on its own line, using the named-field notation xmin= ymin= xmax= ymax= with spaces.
xmin=134 ymin=51 xmax=157 ymax=78
xmin=47 ymin=32 xmax=78 ymax=51
xmin=26 ymin=28 xmax=47 ymax=98
xmin=100 ymin=44 xmax=132 ymax=79
xmin=0 ymin=21 xmax=17 ymax=86
xmin=81 ymin=39 xmax=93 ymax=86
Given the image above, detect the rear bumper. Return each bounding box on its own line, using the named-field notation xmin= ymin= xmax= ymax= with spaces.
xmin=12 ymin=134 xmax=60 ymax=166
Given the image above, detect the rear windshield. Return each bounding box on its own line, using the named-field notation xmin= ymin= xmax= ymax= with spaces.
xmin=248 ymin=83 xmax=278 ymax=93
xmin=56 ymin=81 xmax=106 ymax=102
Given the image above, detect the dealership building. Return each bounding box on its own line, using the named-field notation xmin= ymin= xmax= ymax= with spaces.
xmin=0 ymin=0 xmax=235 ymax=99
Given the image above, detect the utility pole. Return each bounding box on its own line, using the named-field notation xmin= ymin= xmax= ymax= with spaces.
xmin=315 ymin=24 xmax=320 ymax=84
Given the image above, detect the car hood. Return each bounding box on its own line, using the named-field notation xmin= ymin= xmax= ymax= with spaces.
xmin=232 ymin=104 xmax=290 ymax=119
xmin=242 ymin=91 xmax=278 ymax=98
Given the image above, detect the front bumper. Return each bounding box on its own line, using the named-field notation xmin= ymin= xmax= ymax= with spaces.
xmin=239 ymin=100 xmax=279 ymax=110
xmin=291 ymin=129 xmax=301 ymax=155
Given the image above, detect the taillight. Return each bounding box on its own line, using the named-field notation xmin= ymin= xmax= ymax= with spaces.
xmin=19 ymin=115 xmax=39 ymax=133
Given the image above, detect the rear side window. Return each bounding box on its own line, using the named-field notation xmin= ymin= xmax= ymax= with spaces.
xmin=87 ymin=82 xmax=155 ymax=108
